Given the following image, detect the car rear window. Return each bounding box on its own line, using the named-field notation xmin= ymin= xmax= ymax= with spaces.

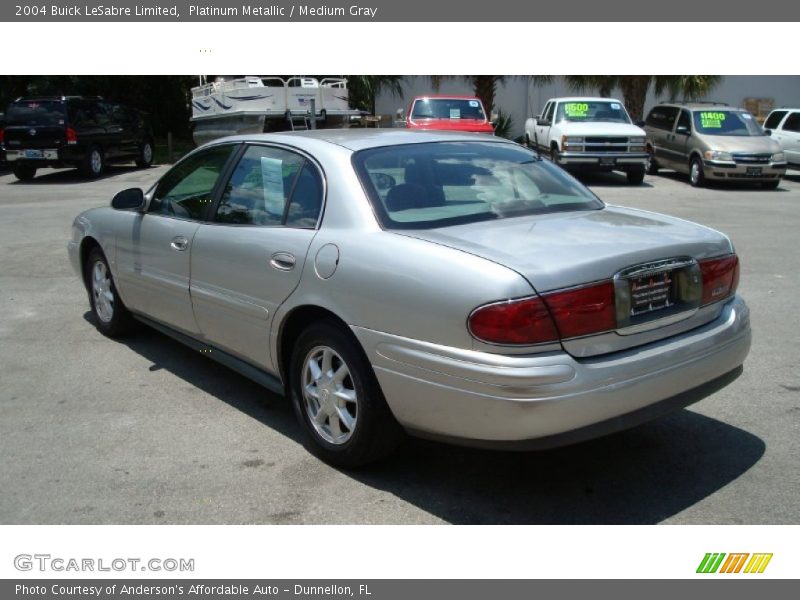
xmin=411 ymin=98 xmax=486 ymax=121
xmin=692 ymin=110 xmax=765 ymax=136
xmin=5 ymin=100 xmax=66 ymax=126
xmin=353 ymin=141 xmax=603 ymax=230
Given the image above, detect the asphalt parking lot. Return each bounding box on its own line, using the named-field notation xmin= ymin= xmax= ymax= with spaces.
xmin=1 ymin=163 xmax=798 ymax=525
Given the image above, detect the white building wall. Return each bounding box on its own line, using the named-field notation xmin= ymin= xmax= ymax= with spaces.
xmin=375 ymin=76 xmax=800 ymax=138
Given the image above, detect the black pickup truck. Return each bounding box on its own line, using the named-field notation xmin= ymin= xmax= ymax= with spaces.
xmin=1 ymin=96 xmax=154 ymax=181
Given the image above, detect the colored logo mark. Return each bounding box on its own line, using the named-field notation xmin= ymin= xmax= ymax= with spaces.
xmin=696 ymin=553 xmax=773 ymax=574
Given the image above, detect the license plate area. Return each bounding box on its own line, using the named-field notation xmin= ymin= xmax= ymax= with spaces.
xmin=614 ymin=258 xmax=702 ymax=334
xmin=24 ymin=149 xmax=44 ymax=159
xmin=746 ymin=167 xmax=762 ymax=176
xmin=599 ymin=157 xmax=616 ymax=166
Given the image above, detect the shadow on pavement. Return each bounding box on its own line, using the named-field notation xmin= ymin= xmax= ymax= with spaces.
xmin=573 ymin=171 xmax=654 ymax=188
xmin=88 ymin=313 xmax=766 ymax=525
xmin=649 ymin=170 xmax=791 ymax=192
xmin=6 ymin=165 xmax=156 ymax=185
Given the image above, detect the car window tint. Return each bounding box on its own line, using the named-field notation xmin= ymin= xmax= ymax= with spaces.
xmin=150 ymin=145 xmax=234 ymax=220
xmin=764 ymin=110 xmax=787 ymax=130
xmin=355 ymin=141 xmax=603 ymax=230
xmin=676 ymin=110 xmax=691 ymax=131
xmin=285 ymin=163 xmax=323 ymax=228
xmin=782 ymin=112 xmax=800 ymax=132
xmin=215 ymin=145 xmax=304 ymax=226
xmin=646 ymin=106 xmax=679 ymax=131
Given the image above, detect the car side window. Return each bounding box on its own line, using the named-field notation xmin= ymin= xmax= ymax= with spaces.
xmin=782 ymin=112 xmax=800 ymax=132
xmin=215 ymin=145 xmax=311 ymax=226
xmin=545 ymin=102 xmax=555 ymax=122
xmin=150 ymin=145 xmax=234 ymax=220
xmin=764 ymin=110 xmax=787 ymax=130
xmin=676 ymin=109 xmax=691 ymax=132
xmin=539 ymin=102 xmax=551 ymax=120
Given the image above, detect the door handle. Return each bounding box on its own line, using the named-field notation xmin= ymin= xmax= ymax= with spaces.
xmin=270 ymin=252 xmax=296 ymax=271
xmin=170 ymin=236 xmax=189 ymax=251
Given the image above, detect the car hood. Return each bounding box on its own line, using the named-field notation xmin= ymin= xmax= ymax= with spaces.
xmin=699 ymin=135 xmax=782 ymax=153
xmin=398 ymin=205 xmax=732 ymax=293
xmin=556 ymin=121 xmax=646 ymax=137
xmin=407 ymin=119 xmax=495 ymax=134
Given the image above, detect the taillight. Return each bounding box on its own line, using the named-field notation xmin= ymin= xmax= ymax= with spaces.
xmin=468 ymin=296 xmax=559 ymax=345
xmin=699 ymin=255 xmax=739 ymax=306
xmin=468 ymin=281 xmax=617 ymax=345
xmin=542 ymin=281 xmax=617 ymax=339
xmin=0 ymin=128 xmax=4 ymax=144
xmin=66 ymin=127 xmax=78 ymax=144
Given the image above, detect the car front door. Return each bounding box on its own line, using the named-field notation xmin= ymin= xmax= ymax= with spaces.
xmin=777 ymin=111 xmax=800 ymax=166
xmin=114 ymin=143 xmax=237 ymax=334
xmin=189 ymin=144 xmax=324 ymax=371
xmin=670 ymin=109 xmax=693 ymax=171
xmin=536 ymin=102 xmax=555 ymax=153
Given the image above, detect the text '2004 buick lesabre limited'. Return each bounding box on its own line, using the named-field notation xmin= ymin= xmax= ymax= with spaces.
xmin=68 ymin=130 xmax=751 ymax=467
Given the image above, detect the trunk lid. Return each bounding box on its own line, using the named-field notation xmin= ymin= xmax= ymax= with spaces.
xmin=399 ymin=205 xmax=734 ymax=356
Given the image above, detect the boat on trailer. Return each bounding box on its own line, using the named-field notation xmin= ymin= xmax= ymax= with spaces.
xmin=191 ymin=76 xmax=364 ymax=145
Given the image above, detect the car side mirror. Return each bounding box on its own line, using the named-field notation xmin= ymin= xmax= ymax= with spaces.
xmin=537 ymin=118 xmax=551 ymax=126
xmin=764 ymin=129 xmax=772 ymax=136
xmin=111 ymin=187 xmax=145 ymax=211
xmin=676 ymin=125 xmax=690 ymax=135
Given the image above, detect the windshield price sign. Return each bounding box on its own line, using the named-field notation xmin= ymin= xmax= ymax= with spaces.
xmin=564 ymin=103 xmax=589 ymax=118
xmin=700 ymin=112 xmax=727 ymax=128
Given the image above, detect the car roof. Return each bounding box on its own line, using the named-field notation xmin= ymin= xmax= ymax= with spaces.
xmin=769 ymin=107 xmax=800 ymax=111
xmin=548 ymin=97 xmax=624 ymax=103
xmin=215 ymin=129 xmax=510 ymax=152
xmin=412 ymin=95 xmax=483 ymax=100
xmin=659 ymin=102 xmax=743 ymax=111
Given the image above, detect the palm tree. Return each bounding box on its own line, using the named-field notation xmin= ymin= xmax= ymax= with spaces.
xmin=563 ymin=75 xmax=721 ymax=121
xmin=345 ymin=76 xmax=404 ymax=115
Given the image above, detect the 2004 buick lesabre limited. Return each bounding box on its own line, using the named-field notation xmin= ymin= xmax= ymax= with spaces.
xmin=67 ymin=130 xmax=751 ymax=467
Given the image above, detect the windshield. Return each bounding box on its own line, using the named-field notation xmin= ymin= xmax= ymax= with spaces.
xmin=692 ymin=110 xmax=764 ymax=136
xmin=410 ymin=98 xmax=486 ymax=121
xmin=6 ymin=100 xmax=66 ymax=126
xmin=555 ymin=101 xmax=631 ymax=124
xmin=353 ymin=142 xmax=604 ymax=230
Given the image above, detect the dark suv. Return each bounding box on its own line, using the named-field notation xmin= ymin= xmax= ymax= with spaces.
xmin=1 ymin=96 xmax=154 ymax=181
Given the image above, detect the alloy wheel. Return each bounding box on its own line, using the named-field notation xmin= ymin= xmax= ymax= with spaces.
xmin=301 ymin=345 xmax=358 ymax=445
xmin=92 ymin=260 xmax=114 ymax=322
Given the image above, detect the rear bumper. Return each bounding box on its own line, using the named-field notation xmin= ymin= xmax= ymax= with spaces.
xmin=4 ymin=147 xmax=81 ymax=167
xmin=557 ymin=152 xmax=648 ymax=170
xmin=353 ymin=295 xmax=750 ymax=446
xmin=704 ymin=159 xmax=786 ymax=181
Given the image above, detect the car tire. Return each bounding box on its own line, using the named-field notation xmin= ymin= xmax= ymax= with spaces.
xmin=12 ymin=165 xmax=37 ymax=181
xmin=627 ymin=167 xmax=646 ymax=185
xmin=85 ymin=247 xmax=134 ymax=337
xmin=290 ymin=320 xmax=403 ymax=468
xmin=762 ymin=180 xmax=780 ymax=190
xmin=135 ymin=140 xmax=154 ymax=168
xmin=689 ymin=156 xmax=705 ymax=187
xmin=81 ymin=146 xmax=105 ymax=178
xmin=550 ymin=145 xmax=560 ymax=164
xmin=646 ymin=149 xmax=659 ymax=175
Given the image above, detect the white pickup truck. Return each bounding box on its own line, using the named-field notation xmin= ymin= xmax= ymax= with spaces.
xmin=524 ymin=97 xmax=649 ymax=184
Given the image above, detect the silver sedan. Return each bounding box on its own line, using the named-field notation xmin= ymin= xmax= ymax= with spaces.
xmin=67 ymin=130 xmax=751 ymax=467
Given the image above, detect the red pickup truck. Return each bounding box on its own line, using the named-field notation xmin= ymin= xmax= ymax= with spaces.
xmin=403 ymin=95 xmax=495 ymax=134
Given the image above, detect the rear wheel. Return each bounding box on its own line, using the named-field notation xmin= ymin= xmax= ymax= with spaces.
xmin=290 ymin=320 xmax=403 ymax=468
xmin=12 ymin=166 xmax=37 ymax=181
xmin=81 ymin=147 xmax=104 ymax=178
xmin=689 ymin=156 xmax=705 ymax=187
xmin=85 ymin=247 xmax=134 ymax=337
xmin=626 ymin=167 xmax=646 ymax=185
xmin=135 ymin=140 xmax=154 ymax=168
xmin=762 ymin=180 xmax=780 ymax=190
xmin=646 ymin=149 xmax=659 ymax=175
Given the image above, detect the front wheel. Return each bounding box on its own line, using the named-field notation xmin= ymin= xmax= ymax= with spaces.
xmin=290 ymin=321 xmax=403 ymax=468
xmin=626 ymin=167 xmax=646 ymax=185
xmin=85 ymin=248 xmax=134 ymax=337
xmin=81 ymin=147 xmax=104 ymax=178
xmin=689 ymin=156 xmax=705 ymax=187
xmin=135 ymin=140 xmax=154 ymax=168
xmin=550 ymin=145 xmax=560 ymax=164
xmin=646 ymin=149 xmax=659 ymax=175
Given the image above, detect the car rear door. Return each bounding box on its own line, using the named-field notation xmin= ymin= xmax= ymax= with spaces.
xmin=776 ymin=111 xmax=800 ymax=166
xmin=645 ymin=106 xmax=680 ymax=168
xmin=189 ymin=144 xmax=324 ymax=371
xmin=113 ymin=143 xmax=238 ymax=334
